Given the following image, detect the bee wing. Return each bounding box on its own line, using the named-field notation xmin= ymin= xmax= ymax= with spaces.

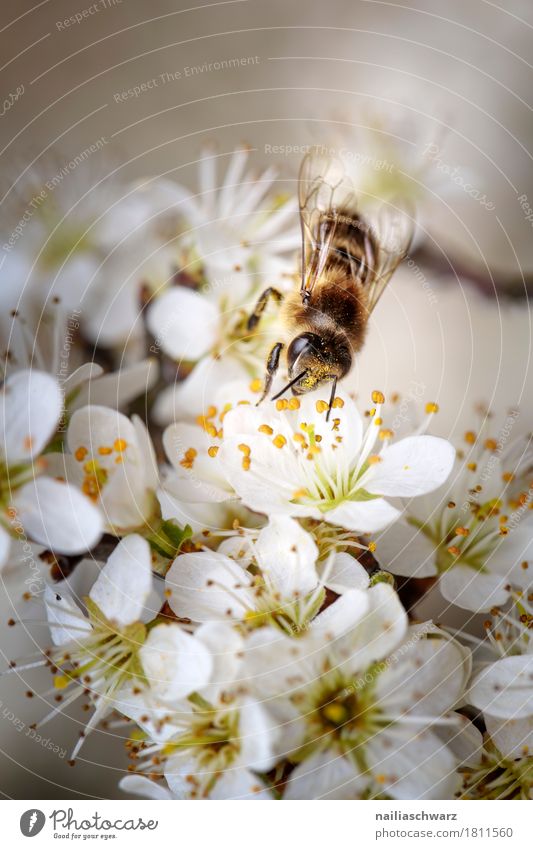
xmin=364 ymin=201 xmax=414 ymax=314
xmin=298 ymin=152 xmax=356 ymax=300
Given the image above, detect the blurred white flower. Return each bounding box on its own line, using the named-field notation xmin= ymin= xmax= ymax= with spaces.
xmin=375 ymin=427 xmax=533 ymax=611
xmin=147 ymin=146 xmax=300 ymax=424
xmin=0 ymin=369 xmax=103 ymax=570
xmin=1 ymin=158 xmax=178 ymax=346
xmin=243 ymin=585 xmax=471 ymax=799
xmin=40 ymin=535 xmax=159 ymax=759
xmin=118 ymin=621 xmax=278 ymax=800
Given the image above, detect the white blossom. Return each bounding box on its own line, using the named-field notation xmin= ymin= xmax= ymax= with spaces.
xmin=0 ymin=369 xmax=103 ymax=570
xmin=375 ymin=426 xmax=533 ymax=611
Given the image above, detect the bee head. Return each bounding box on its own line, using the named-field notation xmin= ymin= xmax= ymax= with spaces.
xmin=286 ymin=332 xmax=351 ymax=395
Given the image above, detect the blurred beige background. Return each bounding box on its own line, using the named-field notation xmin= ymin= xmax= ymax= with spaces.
xmin=1 ymin=0 xmax=533 ymax=799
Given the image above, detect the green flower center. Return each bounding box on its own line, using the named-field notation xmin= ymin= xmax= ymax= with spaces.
xmin=460 ymin=739 xmax=533 ymax=800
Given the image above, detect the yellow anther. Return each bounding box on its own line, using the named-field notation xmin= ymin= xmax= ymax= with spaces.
xmin=258 ymin=424 xmax=273 ymax=435
xmin=292 ymin=488 xmax=310 ymax=500
xmin=425 ymin=402 xmax=439 ymax=414
xmin=238 ymin=443 xmax=251 ymax=457
xmin=208 ymin=446 xmax=219 ymax=458
xmin=454 ymin=527 xmax=470 ymax=537
xmin=467 ymin=462 xmax=477 ymax=472
xmin=368 ymin=454 xmax=382 ymax=465
xmin=378 ymin=428 xmax=394 ymax=441
xmin=484 ymin=438 xmax=498 ymax=451
xmin=74 ymin=446 xmax=88 ymax=462
xmin=372 ymin=390 xmax=385 ymax=404
xmin=293 ymin=432 xmax=306 ymax=445
xmin=219 ymin=403 xmax=232 ymax=422
xmin=98 ymin=445 xmax=113 ymax=456
xmin=374 ymin=417 xmax=383 ymax=426
xmin=241 ymin=457 xmax=251 ymax=471
xmin=447 ymin=546 xmax=461 ymax=557
xmin=332 ymin=397 xmax=344 ymax=408
xmin=273 ymin=434 xmax=287 ymax=449
xmin=180 ymin=448 xmax=198 ymax=470
xmin=315 ymin=400 xmax=329 ymax=413
xmin=288 ymin=398 xmax=300 ymax=410
xmin=502 ymin=471 xmax=514 ymax=482
xmin=114 ymin=438 xmax=127 ymax=452
xmin=249 ymin=378 xmax=262 ymax=393
xmin=206 ymin=405 xmax=217 ymax=418
xmin=276 ymin=399 xmax=289 ymax=411
xmin=464 ymin=431 xmax=476 ymax=444
xmin=368 ymin=541 xmax=377 ymax=552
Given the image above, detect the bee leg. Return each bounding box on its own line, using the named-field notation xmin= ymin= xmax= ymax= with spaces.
xmin=325 ymin=377 xmax=338 ymax=422
xmin=256 ymin=342 xmax=284 ymax=405
xmin=247 ymin=287 xmax=283 ymax=331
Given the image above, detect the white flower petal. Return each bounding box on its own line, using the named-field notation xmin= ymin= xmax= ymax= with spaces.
xmin=0 ymin=526 xmax=12 ymax=572
xmin=320 ymin=552 xmax=370 ymax=593
xmin=375 ymin=633 xmax=470 ymax=717
xmin=147 ymin=287 xmax=219 ymax=361
xmin=89 ymin=534 xmax=152 ymax=627
xmin=439 ymin=566 xmax=509 ymax=612
xmin=367 ymin=729 xmax=459 ymax=799
xmin=285 ymin=750 xmax=366 ymax=799
xmin=311 ymin=589 xmax=370 ymax=639
xmin=366 ymin=435 xmax=455 ymax=497
xmin=166 ymin=550 xmax=251 ymax=622
xmin=469 ymin=656 xmax=533 ymax=719
xmin=335 ymin=583 xmax=408 ymax=673
xmin=374 ymin=519 xmax=438 ymax=578
xmin=327 ymin=498 xmax=401 ymax=534
xmin=119 ymin=774 xmax=173 ymax=800
xmin=1 ymin=370 xmax=62 ymax=462
xmin=195 ymin=621 xmax=244 ymax=700
xmin=44 ymin=585 xmax=91 ymax=645
xmin=238 ymin=699 xmax=278 ymax=772
xmin=255 ymin=516 xmax=319 ymax=598
xmin=485 ymin=714 xmax=533 ymax=759
xmin=208 ymin=768 xmax=272 ymax=800
xmin=62 ymin=363 xmax=103 ymax=397
xmin=98 ymin=464 xmax=153 ymax=533
xmin=14 ymin=477 xmax=103 ymax=554
xmin=140 ymin=623 xmax=213 ymax=703
xmin=72 ymin=358 xmax=158 ymax=411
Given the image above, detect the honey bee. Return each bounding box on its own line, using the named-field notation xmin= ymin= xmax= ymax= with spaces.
xmin=248 ymin=152 xmax=413 ymax=418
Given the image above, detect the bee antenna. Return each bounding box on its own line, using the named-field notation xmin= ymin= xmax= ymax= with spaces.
xmin=271 ymin=371 xmax=308 ymax=401
xmin=325 ymin=377 xmax=338 ymax=422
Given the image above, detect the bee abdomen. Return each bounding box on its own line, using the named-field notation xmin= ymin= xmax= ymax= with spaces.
xmin=320 ymin=208 xmax=376 ymax=286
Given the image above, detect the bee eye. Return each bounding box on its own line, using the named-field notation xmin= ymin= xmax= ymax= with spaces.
xmin=287 ymin=333 xmax=322 ymax=368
